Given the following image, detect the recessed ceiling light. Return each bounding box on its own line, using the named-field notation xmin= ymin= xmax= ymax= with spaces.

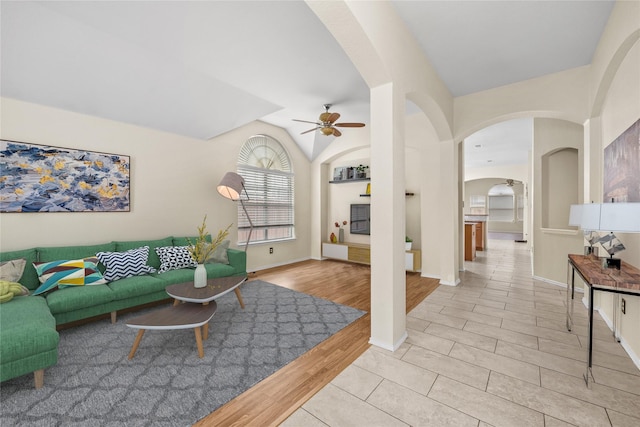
xmin=487 ymin=160 xmax=493 ymax=162
xmin=474 ymin=144 xmax=482 ymax=148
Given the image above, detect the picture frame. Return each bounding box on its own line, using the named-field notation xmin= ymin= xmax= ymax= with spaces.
xmin=0 ymin=140 xmax=131 ymax=212
xmin=603 ymin=118 xmax=640 ymax=203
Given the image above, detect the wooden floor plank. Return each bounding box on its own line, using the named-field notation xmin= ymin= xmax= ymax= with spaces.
xmin=194 ymin=259 xmax=439 ymax=427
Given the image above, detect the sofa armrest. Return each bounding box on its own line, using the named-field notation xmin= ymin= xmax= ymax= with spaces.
xmin=226 ymin=249 xmax=247 ymax=275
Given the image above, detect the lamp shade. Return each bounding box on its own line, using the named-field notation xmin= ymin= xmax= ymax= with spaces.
xmin=217 ymin=172 xmax=244 ymax=201
xmin=580 ymin=203 xmax=602 ymax=231
xmin=568 ymin=204 xmax=583 ymax=226
xmin=599 ymin=203 xmax=640 ymax=233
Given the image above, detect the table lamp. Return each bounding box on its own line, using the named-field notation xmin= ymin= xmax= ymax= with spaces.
xmin=597 ymin=202 xmax=640 ymax=269
xmin=217 ymin=172 xmax=254 ymax=253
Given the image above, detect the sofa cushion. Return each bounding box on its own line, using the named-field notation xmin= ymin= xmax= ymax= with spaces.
xmin=45 ymin=284 xmax=115 ymax=315
xmin=0 ymin=258 xmax=27 ymax=282
xmin=205 ymin=240 xmax=230 ymax=264
xmin=97 ymin=246 xmax=156 ymax=282
xmin=107 ymin=274 xmax=167 ymax=300
xmin=0 ymin=296 xmax=59 ymax=366
xmin=172 ymin=235 xmax=211 ymax=247
xmin=37 ymin=242 xmax=117 ymax=268
xmin=115 ymin=237 xmax=173 ymax=270
xmin=32 ymin=257 xmax=107 ymax=295
xmin=155 ymin=246 xmax=197 ymax=273
xmin=0 ymin=248 xmax=39 ymax=290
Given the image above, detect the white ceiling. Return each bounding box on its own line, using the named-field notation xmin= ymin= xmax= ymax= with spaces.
xmin=1 ymin=1 xmax=614 ymax=164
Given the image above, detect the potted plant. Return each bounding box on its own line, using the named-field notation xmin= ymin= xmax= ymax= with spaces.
xmin=187 ymin=216 xmax=232 ymax=288
xmin=405 ymin=236 xmax=413 ymax=251
xmin=355 ymin=164 xmax=369 ymax=179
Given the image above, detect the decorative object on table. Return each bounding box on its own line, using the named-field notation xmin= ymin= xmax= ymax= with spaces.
xmin=569 ymin=202 xmax=640 ymax=270
xmin=335 ymin=220 xmax=347 ymax=243
xmin=405 ymin=236 xmax=413 ymax=251
xmin=584 ymin=231 xmax=600 ymax=256
xmin=603 ymin=118 xmax=639 ymax=203
xmin=330 ymin=232 xmax=337 ymax=243
xmin=217 ymin=172 xmax=254 ymax=252
xmin=0 ymin=140 xmax=130 ymax=213
xmin=366 ymin=183 xmax=371 ymax=195
xmin=355 ymin=164 xmax=369 ymax=179
xmin=186 ymin=216 xmax=231 ymax=288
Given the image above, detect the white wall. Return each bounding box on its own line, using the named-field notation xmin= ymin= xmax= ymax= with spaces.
xmin=0 ymin=98 xmax=312 ymax=273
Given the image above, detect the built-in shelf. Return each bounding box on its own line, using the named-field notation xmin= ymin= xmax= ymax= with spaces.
xmin=360 ymin=192 xmax=415 ymax=197
xmin=329 ymin=178 xmax=370 ymax=184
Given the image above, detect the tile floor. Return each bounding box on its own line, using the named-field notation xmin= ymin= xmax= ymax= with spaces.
xmin=281 ymin=239 xmax=640 ymax=426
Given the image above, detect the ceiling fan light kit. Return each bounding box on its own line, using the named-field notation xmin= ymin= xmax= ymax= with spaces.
xmin=293 ymin=104 xmax=365 ymax=137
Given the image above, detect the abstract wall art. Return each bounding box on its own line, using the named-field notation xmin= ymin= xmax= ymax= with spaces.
xmin=0 ymin=140 xmax=130 ymax=212
xmin=603 ymin=119 xmax=640 ymax=203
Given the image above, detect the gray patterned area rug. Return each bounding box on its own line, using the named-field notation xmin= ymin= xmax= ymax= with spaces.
xmin=0 ymin=280 xmax=365 ymax=426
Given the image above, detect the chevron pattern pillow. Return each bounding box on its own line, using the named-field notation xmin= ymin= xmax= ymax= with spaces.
xmin=96 ymin=246 xmax=156 ymax=282
xmin=32 ymin=257 xmax=108 ymax=296
xmin=155 ymin=246 xmax=197 ymax=273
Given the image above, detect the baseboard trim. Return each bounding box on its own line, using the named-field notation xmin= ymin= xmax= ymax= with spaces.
xmin=369 ymin=331 xmax=408 ymax=352
xmin=439 ymin=278 xmax=461 ymax=287
xmin=253 ymin=257 xmax=311 ymax=272
xmin=532 ymin=275 xmax=583 ymax=292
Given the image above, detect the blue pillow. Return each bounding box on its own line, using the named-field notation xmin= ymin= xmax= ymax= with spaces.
xmin=96 ymin=246 xmax=156 ymax=282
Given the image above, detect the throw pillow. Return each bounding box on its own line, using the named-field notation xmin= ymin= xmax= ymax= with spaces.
xmin=96 ymin=246 xmax=156 ymax=282
xmin=205 ymin=240 xmax=230 ymax=264
xmin=0 ymin=258 xmax=27 ymax=282
xmin=32 ymin=257 xmax=108 ymax=296
xmin=155 ymin=246 xmax=197 ymax=273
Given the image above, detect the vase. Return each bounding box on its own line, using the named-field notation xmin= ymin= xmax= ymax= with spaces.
xmin=339 ymin=228 xmax=344 ymax=243
xmin=405 ymin=242 xmax=412 ymax=251
xmin=194 ymin=264 xmax=207 ymax=288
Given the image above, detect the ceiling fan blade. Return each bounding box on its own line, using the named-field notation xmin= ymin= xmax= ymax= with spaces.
xmin=334 ymin=122 xmax=365 ymax=128
xmin=332 ymin=128 xmax=342 ymax=137
xmin=293 ymin=119 xmax=321 ymax=125
xmin=327 ymin=112 xmax=340 ymax=124
xmin=301 ymin=127 xmax=320 ymax=135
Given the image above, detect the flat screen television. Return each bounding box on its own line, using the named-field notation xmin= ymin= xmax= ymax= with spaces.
xmin=350 ymin=203 xmax=370 ymax=235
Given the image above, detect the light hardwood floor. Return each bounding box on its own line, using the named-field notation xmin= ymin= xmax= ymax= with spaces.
xmin=194 ymin=259 xmax=440 ymax=427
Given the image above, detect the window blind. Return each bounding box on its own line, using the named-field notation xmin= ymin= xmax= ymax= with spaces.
xmin=237 ymin=164 xmax=294 ymax=244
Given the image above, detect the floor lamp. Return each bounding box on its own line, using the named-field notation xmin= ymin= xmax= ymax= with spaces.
xmin=217 ymin=172 xmax=254 ymax=252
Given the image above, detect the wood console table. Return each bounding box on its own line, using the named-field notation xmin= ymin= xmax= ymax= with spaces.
xmin=566 ymin=254 xmax=640 ymax=385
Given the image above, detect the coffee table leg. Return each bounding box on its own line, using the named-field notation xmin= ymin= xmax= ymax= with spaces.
xmin=173 ymin=299 xmax=180 ymax=306
xmin=234 ymin=288 xmax=245 ymax=309
xmin=194 ymin=326 xmax=204 ymax=358
xmin=203 ymin=323 xmax=209 ymax=340
xmin=128 ymin=329 xmax=145 ymax=360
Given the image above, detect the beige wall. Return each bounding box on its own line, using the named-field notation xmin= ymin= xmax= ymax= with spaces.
xmin=594 ymin=37 xmax=640 ymax=361
xmin=0 ymin=98 xmax=312 ymax=273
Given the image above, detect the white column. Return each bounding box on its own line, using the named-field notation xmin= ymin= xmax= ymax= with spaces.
xmin=369 ymin=82 xmax=407 ymax=350
xmin=438 ymin=139 xmax=460 ymax=286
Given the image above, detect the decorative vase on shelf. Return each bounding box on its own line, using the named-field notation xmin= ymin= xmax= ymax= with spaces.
xmin=405 ymin=242 xmax=412 ymax=251
xmin=194 ymin=264 xmax=207 ymax=288
xmin=339 ymin=228 xmax=344 ymax=243
xmin=330 ymin=232 xmax=337 ymax=243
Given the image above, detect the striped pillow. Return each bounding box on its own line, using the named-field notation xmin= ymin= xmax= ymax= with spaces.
xmin=32 ymin=257 xmax=107 ymax=296
xmin=96 ymin=246 xmax=156 ymax=282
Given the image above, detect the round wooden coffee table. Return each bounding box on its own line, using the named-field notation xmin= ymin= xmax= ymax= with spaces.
xmin=166 ymin=275 xmax=248 ymax=307
xmin=126 ymin=301 xmax=217 ymax=359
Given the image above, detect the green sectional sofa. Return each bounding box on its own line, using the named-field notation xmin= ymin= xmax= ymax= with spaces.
xmin=0 ymin=236 xmax=246 ymax=388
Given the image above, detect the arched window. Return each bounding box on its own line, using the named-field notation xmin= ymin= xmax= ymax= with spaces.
xmin=237 ymin=135 xmax=294 ymax=244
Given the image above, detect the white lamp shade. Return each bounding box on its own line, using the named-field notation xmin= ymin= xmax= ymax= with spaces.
xmin=580 ymin=203 xmax=602 ymax=231
xmin=568 ymin=204 xmax=582 ymax=226
xmin=217 ymin=172 xmax=244 ymax=201
xmin=599 ymin=203 xmax=640 ymax=232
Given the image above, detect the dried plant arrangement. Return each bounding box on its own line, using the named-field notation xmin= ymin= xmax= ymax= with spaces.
xmin=187 ymin=215 xmax=232 ymax=264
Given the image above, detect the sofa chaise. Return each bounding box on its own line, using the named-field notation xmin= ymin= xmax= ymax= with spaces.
xmin=0 ymin=236 xmax=247 ymax=388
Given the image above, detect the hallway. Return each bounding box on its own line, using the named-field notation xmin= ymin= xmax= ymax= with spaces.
xmin=282 ymin=240 xmax=640 ymax=426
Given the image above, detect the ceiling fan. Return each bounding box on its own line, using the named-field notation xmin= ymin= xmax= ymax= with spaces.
xmin=504 ymin=179 xmax=522 ymax=187
xmin=293 ymin=104 xmax=365 ymax=137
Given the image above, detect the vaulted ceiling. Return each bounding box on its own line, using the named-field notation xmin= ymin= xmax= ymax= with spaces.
xmin=1 ymin=1 xmax=614 ymax=164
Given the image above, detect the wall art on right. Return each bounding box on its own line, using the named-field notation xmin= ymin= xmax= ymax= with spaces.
xmin=603 ymin=118 xmax=640 ymax=203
